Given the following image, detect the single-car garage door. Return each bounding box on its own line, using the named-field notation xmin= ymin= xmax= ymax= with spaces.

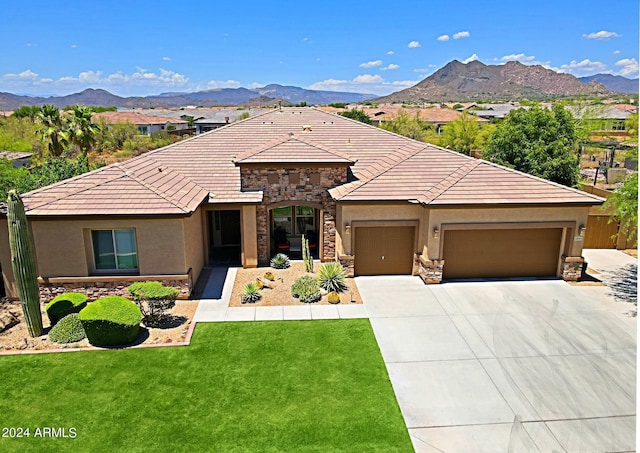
xmin=443 ymin=228 xmax=562 ymax=279
xmin=355 ymin=226 xmax=415 ymax=275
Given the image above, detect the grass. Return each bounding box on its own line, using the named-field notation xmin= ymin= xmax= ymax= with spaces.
xmin=0 ymin=320 xmax=412 ymax=452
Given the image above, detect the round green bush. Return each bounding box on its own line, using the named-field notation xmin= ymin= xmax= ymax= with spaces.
xmin=78 ymin=296 xmax=143 ymax=347
xmin=48 ymin=313 xmax=86 ymax=344
xmin=45 ymin=292 xmax=88 ymax=326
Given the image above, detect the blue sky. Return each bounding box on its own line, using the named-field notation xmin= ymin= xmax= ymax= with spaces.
xmin=0 ymin=0 xmax=638 ymax=97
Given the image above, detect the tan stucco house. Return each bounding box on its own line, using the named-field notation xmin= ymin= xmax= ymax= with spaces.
xmin=0 ymin=107 xmax=604 ymax=301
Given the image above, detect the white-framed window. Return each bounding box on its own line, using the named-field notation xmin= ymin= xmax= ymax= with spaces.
xmin=91 ymin=229 xmax=138 ymax=271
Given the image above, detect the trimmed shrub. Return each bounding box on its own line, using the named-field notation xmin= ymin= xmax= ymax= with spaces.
xmin=327 ymin=291 xmax=341 ymax=304
xmin=242 ymin=282 xmax=262 ymax=304
xmin=270 ymin=253 xmax=290 ymax=269
xmin=317 ymin=262 xmax=348 ymax=293
xmin=127 ymin=281 xmax=178 ymax=327
xmin=48 ymin=313 xmax=86 ymax=344
xmin=291 ymin=276 xmax=321 ymax=304
xmin=78 ymin=296 xmax=142 ymax=347
xmin=45 ymin=292 xmax=88 ymax=326
xmin=263 ymin=271 xmax=275 ymax=281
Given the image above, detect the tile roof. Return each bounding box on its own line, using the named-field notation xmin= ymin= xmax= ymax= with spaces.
xmin=0 ymin=151 xmax=32 ymax=160
xmin=234 ymin=134 xmax=354 ymax=165
xmin=92 ymin=111 xmax=188 ymax=125
xmin=22 ymin=107 xmax=603 ymax=216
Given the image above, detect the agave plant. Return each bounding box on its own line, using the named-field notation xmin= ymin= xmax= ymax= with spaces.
xmin=270 ymin=253 xmax=291 ymax=269
xmin=241 ymin=282 xmax=262 ymax=304
xmin=317 ymin=262 xmax=348 ymax=293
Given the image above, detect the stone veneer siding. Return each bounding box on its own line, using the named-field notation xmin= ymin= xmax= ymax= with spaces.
xmin=417 ymin=256 xmax=444 ymax=284
xmin=241 ymin=166 xmax=347 ymax=263
xmin=561 ymin=255 xmax=584 ymax=282
xmin=37 ymin=275 xmax=192 ymax=304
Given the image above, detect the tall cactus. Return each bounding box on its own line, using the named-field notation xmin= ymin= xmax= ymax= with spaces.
xmin=302 ymin=234 xmax=313 ymax=273
xmin=7 ymin=190 xmax=43 ymax=337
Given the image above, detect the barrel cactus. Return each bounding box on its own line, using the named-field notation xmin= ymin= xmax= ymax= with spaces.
xmin=7 ymin=190 xmax=43 ymax=337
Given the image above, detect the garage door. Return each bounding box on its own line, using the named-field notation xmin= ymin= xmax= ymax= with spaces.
xmin=355 ymin=226 xmax=415 ymax=275
xmin=443 ymin=228 xmax=562 ymax=279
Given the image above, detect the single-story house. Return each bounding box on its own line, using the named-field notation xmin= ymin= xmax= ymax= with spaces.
xmin=92 ymin=111 xmax=189 ymax=135
xmin=194 ymin=110 xmax=263 ymax=134
xmin=0 ymin=107 xmax=604 ymax=301
xmin=0 ymin=151 xmax=32 ymax=168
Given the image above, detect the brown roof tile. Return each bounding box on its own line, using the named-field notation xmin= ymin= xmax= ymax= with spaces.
xmin=24 ymin=107 xmax=603 ymax=216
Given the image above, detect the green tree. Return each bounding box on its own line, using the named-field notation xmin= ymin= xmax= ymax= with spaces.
xmin=604 ymin=172 xmax=638 ymax=243
xmin=11 ymin=105 xmax=41 ymax=121
xmin=66 ymin=105 xmax=101 ymax=157
xmin=625 ymin=112 xmax=638 ymax=141
xmin=340 ymin=109 xmax=372 ymax=125
xmin=441 ymin=112 xmax=494 ymax=155
xmin=483 ymin=105 xmax=580 ymax=187
xmin=36 ymin=104 xmax=68 ymax=157
xmin=379 ymin=110 xmax=433 ymax=140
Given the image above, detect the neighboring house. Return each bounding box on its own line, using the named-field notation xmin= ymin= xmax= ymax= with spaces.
xmin=469 ymin=104 xmax=529 ymax=120
xmin=92 ymin=111 xmax=189 ymax=135
xmin=567 ymin=105 xmax=636 ymax=133
xmin=0 ymin=151 xmax=32 ymax=168
xmin=194 ymin=110 xmax=262 ymax=134
xmin=0 ymin=107 xmax=603 ymax=301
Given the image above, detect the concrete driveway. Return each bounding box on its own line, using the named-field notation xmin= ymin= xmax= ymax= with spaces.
xmin=357 ymin=276 xmax=636 ymax=452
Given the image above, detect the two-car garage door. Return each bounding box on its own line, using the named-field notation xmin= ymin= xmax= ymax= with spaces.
xmin=353 ymin=225 xmax=563 ymax=279
xmin=442 ymin=228 xmax=563 ymax=279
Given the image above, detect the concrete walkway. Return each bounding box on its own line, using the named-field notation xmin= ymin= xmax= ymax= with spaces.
xmin=193 ymin=267 xmax=367 ymax=322
xmin=357 ymin=275 xmax=636 ymax=452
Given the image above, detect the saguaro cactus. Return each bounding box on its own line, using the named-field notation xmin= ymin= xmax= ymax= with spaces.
xmin=7 ymin=190 xmax=43 ymax=337
xmin=302 ymin=234 xmax=313 ymax=273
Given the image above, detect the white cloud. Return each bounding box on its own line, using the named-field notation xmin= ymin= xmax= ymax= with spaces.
xmin=386 ymin=50 xmax=394 ymax=55
xmin=380 ymin=64 xmax=399 ymax=70
xmin=162 ymin=56 xmax=171 ymax=61
xmin=353 ymin=74 xmax=384 ymax=84
xmin=71 ymin=44 xmax=77 ymax=48
xmin=0 ymin=67 xmax=192 ymax=96
xmin=437 ymin=34 xmax=450 ymax=42
xmin=453 ymin=31 xmax=470 ymax=39
xmin=408 ymin=40 xmax=421 ymax=48
xmin=308 ymin=74 xmax=419 ymax=96
xmin=613 ymin=50 xmax=621 ymax=54
xmin=558 ymin=59 xmax=609 ymax=75
xmin=583 ymin=30 xmax=621 ymax=40
xmin=500 ymin=53 xmax=536 ymax=62
xmin=413 ymin=68 xmax=430 ymax=73
xmin=205 ymin=79 xmax=242 ymax=89
xmin=462 ymin=54 xmax=479 ymax=64
xmin=359 ymin=60 xmax=382 ymax=68
xmin=615 ymin=58 xmax=639 ymax=77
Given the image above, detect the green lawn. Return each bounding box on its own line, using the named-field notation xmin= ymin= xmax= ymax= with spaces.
xmin=0 ymin=320 xmax=412 ymax=452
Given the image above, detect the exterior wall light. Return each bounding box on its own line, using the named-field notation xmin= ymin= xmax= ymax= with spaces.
xmin=432 ymin=227 xmax=440 ymax=239
xmin=579 ymin=225 xmax=587 ymax=237
xmin=345 ymin=224 xmax=351 ymax=234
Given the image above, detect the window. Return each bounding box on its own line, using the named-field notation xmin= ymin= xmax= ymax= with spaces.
xmin=272 ymin=206 xmax=293 ymax=236
xmin=295 ymin=206 xmax=315 ymax=235
xmin=91 ymin=229 xmax=138 ymax=271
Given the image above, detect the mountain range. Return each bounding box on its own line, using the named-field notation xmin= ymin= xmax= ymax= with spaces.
xmin=376 ymin=60 xmax=621 ymax=103
xmin=0 ymin=84 xmax=375 ymax=111
xmin=578 ymin=74 xmax=638 ymax=94
xmin=0 ymin=60 xmax=636 ymax=110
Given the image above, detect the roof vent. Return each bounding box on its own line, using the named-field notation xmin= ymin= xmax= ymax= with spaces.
xmin=288 ymin=132 xmax=294 ymax=137
xmin=302 ymin=125 xmax=312 ymax=132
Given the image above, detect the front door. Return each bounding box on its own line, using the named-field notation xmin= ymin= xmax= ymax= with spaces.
xmin=209 ymin=210 xmax=241 ymax=265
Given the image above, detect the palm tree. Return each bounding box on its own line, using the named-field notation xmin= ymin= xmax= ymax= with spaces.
xmin=36 ymin=104 xmax=68 ymax=157
xmin=67 ymin=105 xmax=100 ymax=157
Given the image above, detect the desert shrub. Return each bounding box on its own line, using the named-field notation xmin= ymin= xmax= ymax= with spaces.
xmin=242 ymin=282 xmax=262 ymax=304
xmin=127 ymin=281 xmax=178 ymax=327
xmin=291 ymin=276 xmax=321 ymax=303
xmin=317 ymin=262 xmax=348 ymax=293
xmin=327 ymin=291 xmax=341 ymax=304
xmin=78 ymin=296 xmax=142 ymax=347
xmin=45 ymin=292 xmax=88 ymax=326
xmin=263 ymin=271 xmax=275 ymax=281
xmin=48 ymin=313 xmax=86 ymax=343
xmin=270 ymin=253 xmax=290 ymax=269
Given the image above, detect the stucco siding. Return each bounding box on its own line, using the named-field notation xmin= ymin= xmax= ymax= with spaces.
xmin=30 ymin=217 xmax=188 ymax=278
xmin=183 ymin=209 xmax=205 ymax=284
xmin=0 ymin=219 xmax=17 ymax=298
